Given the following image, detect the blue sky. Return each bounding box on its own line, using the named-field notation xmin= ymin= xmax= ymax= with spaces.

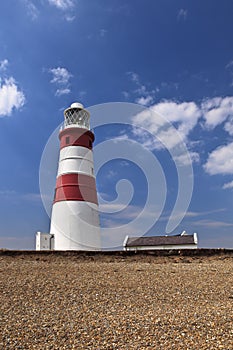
xmin=0 ymin=0 xmax=233 ymax=249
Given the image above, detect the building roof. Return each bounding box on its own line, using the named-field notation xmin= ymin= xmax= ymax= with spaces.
xmin=124 ymin=234 xmax=197 ymax=247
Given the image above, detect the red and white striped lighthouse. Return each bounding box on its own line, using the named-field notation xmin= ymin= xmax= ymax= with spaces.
xmin=50 ymin=102 xmax=101 ymax=250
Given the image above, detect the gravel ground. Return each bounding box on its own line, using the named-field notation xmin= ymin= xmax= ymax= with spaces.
xmin=0 ymin=253 xmax=233 ymax=349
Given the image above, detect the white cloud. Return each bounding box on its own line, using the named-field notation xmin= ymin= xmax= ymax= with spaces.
xmin=48 ymin=0 xmax=74 ymax=10
xmin=224 ymin=116 xmax=233 ymax=135
xmin=202 ymin=98 xmax=233 ymax=181
xmin=177 ymin=9 xmax=188 ymax=21
xmin=50 ymin=67 xmax=72 ymax=84
xmin=130 ymin=95 xmax=233 ymax=170
xmin=65 ymin=14 xmax=75 ymax=22
xmin=204 ymin=142 xmax=233 ymax=175
xmin=133 ymin=100 xmax=201 ymax=151
xmin=173 ymin=151 xmax=200 ymax=166
xmin=132 ymin=96 xmax=233 ymax=152
xmin=55 ymin=88 xmax=71 ymax=96
xmin=223 ymin=181 xmax=233 ymax=190
xmin=0 ymin=59 xmax=9 ymax=71
xmin=136 ymin=95 xmax=154 ymax=106
xmin=202 ymin=96 xmax=233 ymax=129
xmin=153 ymin=101 xmax=201 ymax=136
xmin=49 ymin=67 xmax=72 ymax=96
xmin=121 ymin=91 xmax=233 ymax=168
xmin=0 ymin=78 xmax=25 ymax=117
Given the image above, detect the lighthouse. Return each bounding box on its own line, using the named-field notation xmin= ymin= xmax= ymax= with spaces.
xmin=48 ymin=102 xmax=101 ymax=251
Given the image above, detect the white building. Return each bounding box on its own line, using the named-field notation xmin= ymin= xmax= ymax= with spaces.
xmin=124 ymin=231 xmax=198 ymax=251
xmin=36 ymin=232 xmax=54 ymax=251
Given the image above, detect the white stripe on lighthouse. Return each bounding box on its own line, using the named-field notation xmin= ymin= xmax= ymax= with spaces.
xmin=57 ymin=145 xmax=94 ymax=177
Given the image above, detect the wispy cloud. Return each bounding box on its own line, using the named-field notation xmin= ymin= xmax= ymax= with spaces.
xmin=49 ymin=66 xmax=72 ymax=96
xmin=77 ymin=90 xmax=87 ymax=99
xmin=100 ymin=203 xmax=158 ymax=224
xmin=99 ymin=29 xmax=107 ymax=37
xmin=226 ymin=59 xmax=233 ymax=86
xmin=106 ymin=170 xmax=118 ymax=179
xmin=122 ymin=91 xmax=130 ymax=99
xmin=177 ymin=9 xmax=188 ymax=21
xmin=0 ymin=235 xmax=35 ymax=250
xmin=0 ymin=77 xmax=25 ymax=117
xmin=65 ymin=14 xmax=75 ymax=22
xmin=55 ymin=88 xmax=71 ymax=96
xmin=158 ymin=208 xmax=226 ymax=222
xmin=23 ymin=0 xmax=39 ymax=20
xmin=87 ymin=28 xmax=108 ymax=41
xmin=22 ymin=0 xmax=76 ymax=21
xmin=100 ymin=206 xmax=229 ymax=249
xmin=48 ymin=0 xmax=75 ymax=10
xmin=126 ymin=71 xmax=156 ymax=106
xmin=193 ymin=219 xmax=233 ymax=228
xmin=0 ymin=59 xmax=9 ymax=71
xmin=47 ymin=0 xmax=76 ymax=21
xmin=125 ymin=72 xmax=180 ymax=106
xmin=0 ymin=190 xmax=44 ymax=203
xmin=111 ymin=134 xmax=130 ymax=143
xmin=226 ymin=60 xmax=233 ymax=69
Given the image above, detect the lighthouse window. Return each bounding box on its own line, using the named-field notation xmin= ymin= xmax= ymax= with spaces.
xmin=66 ymin=137 xmax=70 ymax=144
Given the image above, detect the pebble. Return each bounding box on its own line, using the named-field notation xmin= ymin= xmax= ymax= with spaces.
xmin=0 ymin=254 xmax=232 ymax=349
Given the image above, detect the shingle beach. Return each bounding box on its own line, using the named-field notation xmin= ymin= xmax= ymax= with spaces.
xmin=0 ymin=251 xmax=232 ymax=349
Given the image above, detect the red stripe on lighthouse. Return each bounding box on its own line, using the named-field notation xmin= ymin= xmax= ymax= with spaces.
xmin=54 ymin=173 xmax=98 ymax=205
xmin=59 ymin=127 xmax=95 ymax=150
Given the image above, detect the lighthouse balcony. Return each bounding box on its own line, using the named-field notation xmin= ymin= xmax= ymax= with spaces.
xmin=60 ymin=123 xmax=90 ymax=131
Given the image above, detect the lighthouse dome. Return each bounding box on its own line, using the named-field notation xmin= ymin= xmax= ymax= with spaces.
xmin=71 ymin=102 xmax=84 ymax=109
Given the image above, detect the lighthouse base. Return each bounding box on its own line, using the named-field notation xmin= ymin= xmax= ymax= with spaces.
xmin=50 ymin=201 xmax=101 ymax=251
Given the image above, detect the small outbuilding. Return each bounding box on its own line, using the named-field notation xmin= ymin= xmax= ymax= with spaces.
xmin=36 ymin=232 xmax=54 ymax=251
xmin=123 ymin=231 xmax=198 ymax=251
